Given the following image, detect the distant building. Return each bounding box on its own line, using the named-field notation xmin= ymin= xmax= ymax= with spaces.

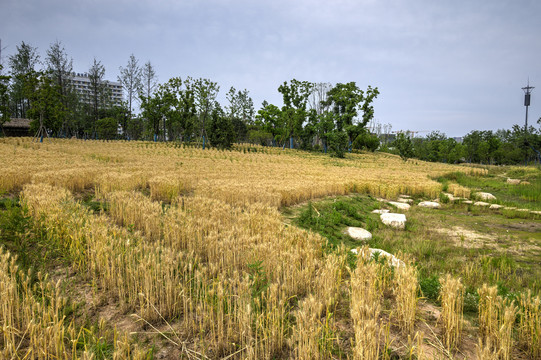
xmin=452 ymin=137 xmax=463 ymax=143
xmin=2 ymin=118 xmax=32 ymax=137
xmin=69 ymin=72 xmax=123 ymax=106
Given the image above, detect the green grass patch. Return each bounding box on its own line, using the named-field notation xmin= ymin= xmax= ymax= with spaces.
xmin=438 ymin=169 xmax=541 ymax=210
xmin=286 ymin=194 xmax=541 ymax=305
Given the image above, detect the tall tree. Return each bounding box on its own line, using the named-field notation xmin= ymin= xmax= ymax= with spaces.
xmin=87 ymin=58 xmax=110 ymax=136
xmin=255 ymin=101 xmax=284 ymax=146
xmin=45 ymin=40 xmax=77 ymax=136
xmin=118 ymin=54 xmax=142 ymax=121
xmin=26 ymin=72 xmax=64 ymax=136
xmin=140 ymin=61 xmax=157 ymax=101
xmin=0 ymin=65 xmax=10 ymax=132
xmin=193 ymin=78 xmax=219 ymax=146
xmin=160 ymin=76 xmax=196 ymax=141
xmin=324 ymin=82 xmax=379 ymax=146
xmin=207 ymin=102 xmax=235 ymax=149
xmin=46 ymin=41 xmax=72 ymax=97
xmin=8 ymin=41 xmax=40 ymax=118
xmin=278 ymin=79 xmax=313 ymax=148
xmin=226 ymin=86 xmax=254 ymax=141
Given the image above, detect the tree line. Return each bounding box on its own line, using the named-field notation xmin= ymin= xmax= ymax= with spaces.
xmin=1 ymin=40 xmax=539 ymax=163
xmin=389 ymin=124 xmax=541 ymax=165
xmin=0 ymin=41 xmax=382 ymax=156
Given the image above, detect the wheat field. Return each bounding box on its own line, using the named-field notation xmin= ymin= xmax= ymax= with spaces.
xmin=1 ymin=137 xmax=539 ymax=359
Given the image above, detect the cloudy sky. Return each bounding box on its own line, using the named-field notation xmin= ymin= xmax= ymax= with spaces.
xmin=2 ymin=0 xmax=540 ymax=137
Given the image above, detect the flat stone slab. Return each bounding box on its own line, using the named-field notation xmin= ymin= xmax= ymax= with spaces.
xmin=371 ymin=209 xmax=390 ymax=214
xmin=531 ymin=210 xmax=541 ymax=215
xmin=474 ymin=201 xmax=490 ymax=206
xmin=476 ymin=192 xmax=496 ymax=201
xmin=418 ymin=201 xmax=441 ymax=209
xmin=346 ymin=227 xmax=372 ymax=241
xmin=463 ymin=200 xmax=473 ymax=204
xmin=388 ymin=201 xmax=411 ymax=211
xmin=380 ymin=213 xmax=407 ymax=229
xmin=399 ymin=195 xmax=411 ymax=199
xmin=489 ymin=204 xmax=503 ymax=210
xmin=507 ymin=178 xmax=521 ymax=185
xmin=397 ymin=198 xmax=414 ymax=204
xmin=350 ymin=248 xmax=404 ymax=267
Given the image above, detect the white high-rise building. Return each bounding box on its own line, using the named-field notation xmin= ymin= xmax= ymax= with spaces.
xmin=69 ymin=72 xmax=123 ymax=106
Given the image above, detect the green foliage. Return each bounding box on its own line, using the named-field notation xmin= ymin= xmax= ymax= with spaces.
xmin=327 ymin=130 xmax=348 ymax=158
xmin=393 ymin=133 xmax=414 ymax=161
xmin=353 ymin=130 xmax=380 ymax=152
xmin=419 ymin=274 xmax=440 ymax=301
xmin=0 ymin=65 xmax=11 ymax=127
xmin=247 ymin=260 xmax=269 ymax=300
xmin=95 ymin=117 xmax=118 ymax=140
xmin=206 ymin=103 xmax=235 ymax=149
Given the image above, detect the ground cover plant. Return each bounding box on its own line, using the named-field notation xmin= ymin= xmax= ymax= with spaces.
xmin=1 ymin=137 xmax=540 ymax=359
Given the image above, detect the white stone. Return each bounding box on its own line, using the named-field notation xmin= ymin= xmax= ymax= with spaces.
xmin=418 ymin=201 xmax=441 ymax=209
xmin=399 ymin=195 xmax=411 ymax=199
xmin=507 ymin=178 xmax=521 ymax=185
xmin=397 ymin=198 xmax=414 ymax=204
xmin=380 ymin=213 xmax=407 ymax=229
xmin=350 ymin=248 xmax=404 ymax=267
xmin=388 ymin=201 xmax=411 ymax=211
xmin=443 ymin=193 xmax=457 ymax=201
xmin=463 ymin=200 xmax=473 ymax=204
xmin=346 ymin=227 xmax=373 ymax=241
xmin=503 ymin=207 xmax=517 ymax=210
xmin=531 ymin=211 xmax=541 ymax=215
xmin=371 ymin=209 xmax=390 ymax=214
xmin=489 ymin=204 xmax=503 ymax=210
xmin=476 ymin=192 xmax=497 ymax=201
xmin=521 ymin=181 xmax=531 ymax=185
xmin=474 ymin=201 xmax=490 ymax=206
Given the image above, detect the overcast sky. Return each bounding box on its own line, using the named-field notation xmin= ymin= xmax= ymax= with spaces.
xmin=2 ymin=0 xmax=540 ymax=137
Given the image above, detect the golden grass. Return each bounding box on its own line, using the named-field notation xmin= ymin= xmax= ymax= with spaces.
xmin=1 ymin=138 xmax=535 ymax=358
xmin=350 ymin=246 xmax=383 ymax=359
xmin=394 ymin=255 xmax=418 ymax=337
xmin=439 ymin=274 xmax=464 ymax=352
xmin=0 ymin=138 xmax=485 ymax=206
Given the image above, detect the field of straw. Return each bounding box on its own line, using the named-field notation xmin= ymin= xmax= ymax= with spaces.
xmin=1 ymin=137 xmax=539 ymax=359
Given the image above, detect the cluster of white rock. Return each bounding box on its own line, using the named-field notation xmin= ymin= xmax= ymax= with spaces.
xmin=345 ymin=184 xmax=539 ymax=270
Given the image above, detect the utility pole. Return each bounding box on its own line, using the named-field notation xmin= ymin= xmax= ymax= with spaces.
xmin=522 ymin=79 xmax=534 ymax=130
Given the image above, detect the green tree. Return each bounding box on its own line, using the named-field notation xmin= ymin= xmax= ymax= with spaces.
xmin=0 ymin=65 xmax=10 ymax=132
xmin=255 ymin=101 xmax=284 ymax=146
xmin=87 ymin=58 xmax=110 ymax=127
xmin=140 ymin=88 xmax=167 ymax=140
xmin=394 ymin=133 xmax=414 ymax=161
xmin=324 ymin=82 xmax=379 ymax=147
xmin=278 ymin=79 xmax=313 ymax=148
xmin=160 ymin=77 xmax=196 ymax=141
xmin=45 ymin=40 xmax=78 ymax=136
xmin=194 ymin=78 xmax=219 ymax=147
xmin=226 ymin=86 xmax=254 ymax=142
xmin=327 ymin=130 xmax=348 ymax=158
xmin=95 ymin=117 xmax=118 ymax=139
xmin=353 ymin=129 xmax=380 ymax=152
xmin=8 ymin=41 xmax=40 ymax=118
xmin=206 ymin=102 xmax=234 ymax=149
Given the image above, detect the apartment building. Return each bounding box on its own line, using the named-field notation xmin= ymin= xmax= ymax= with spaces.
xmin=69 ymin=72 xmax=123 ymax=106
